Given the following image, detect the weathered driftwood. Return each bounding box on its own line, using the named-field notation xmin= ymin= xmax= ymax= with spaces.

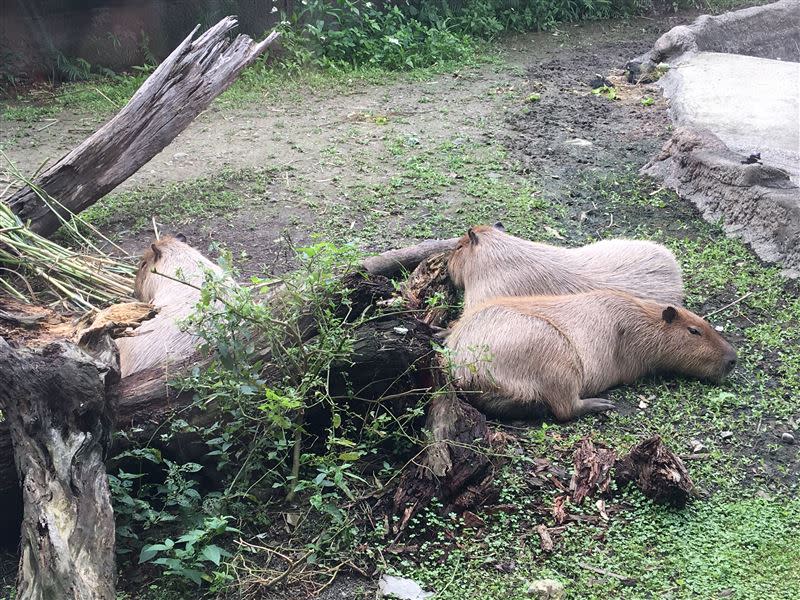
xmin=0 ymin=338 xmax=118 ymax=599
xmin=7 ymin=18 xmax=279 ymax=237
xmin=362 ymin=238 xmax=459 ymax=278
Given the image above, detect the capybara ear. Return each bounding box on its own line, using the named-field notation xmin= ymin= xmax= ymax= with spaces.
xmin=151 ymin=243 xmax=162 ymax=261
xmin=175 ymin=232 xmax=187 ymax=243
xmin=493 ymin=221 xmax=505 ymax=231
xmin=468 ymin=228 xmax=479 ymax=245
xmin=661 ymin=306 xmax=678 ymax=324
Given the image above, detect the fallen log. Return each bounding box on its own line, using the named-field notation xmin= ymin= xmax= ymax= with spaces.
xmin=0 ymin=338 xmax=118 ymax=599
xmin=362 ymin=238 xmax=459 ymax=278
xmin=7 ymin=18 xmax=279 ymax=237
xmin=0 ymin=270 xmax=439 ymax=538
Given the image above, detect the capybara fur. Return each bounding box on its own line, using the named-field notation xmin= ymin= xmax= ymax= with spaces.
xmin=116 ymin=235 xmax=226 ymax=377
xmin=447 ymin=291 xmax=737 ymax=421
xmin=448 ymin=224 xmax=684 ymax=308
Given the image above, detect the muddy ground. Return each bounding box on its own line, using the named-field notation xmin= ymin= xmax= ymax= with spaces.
xmin=1 ymin=9 xmax=798 ymax=600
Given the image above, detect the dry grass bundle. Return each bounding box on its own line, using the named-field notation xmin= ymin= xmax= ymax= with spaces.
xmin=1 ymin=153 xmax=134 ymax=311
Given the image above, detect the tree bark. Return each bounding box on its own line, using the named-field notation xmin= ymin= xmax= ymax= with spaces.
xmin=362 ymin=238 xmax=459 ymax=278
xmin=6 ymin=18 xmax=279 ymax=237
xmin=0 ymin=338 xmax=118 ymax=599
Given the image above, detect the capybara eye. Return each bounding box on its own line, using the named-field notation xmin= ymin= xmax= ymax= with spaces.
xmin=688 ymin=326 xmax=701 ymax=336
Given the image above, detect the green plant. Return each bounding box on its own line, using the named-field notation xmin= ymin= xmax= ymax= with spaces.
xmin=592 ymin=84 xmax=618 ymax=100
xmin=138 ymin=516 xmax=238 ymax=586
xmin=640 ymin=95 xmax=655 ymax=106
xmin=110 ymin=240 xmax=427 ymax=592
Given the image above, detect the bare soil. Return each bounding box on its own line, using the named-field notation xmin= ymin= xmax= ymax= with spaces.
xmin=2 ymin=17 xmax=683 ymax=275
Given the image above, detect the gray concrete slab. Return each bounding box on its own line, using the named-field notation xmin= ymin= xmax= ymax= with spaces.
xmin=660 ymin=52 xmax=799 ymax=180
xmin=630 ymin=1 xmax=800 ymax=276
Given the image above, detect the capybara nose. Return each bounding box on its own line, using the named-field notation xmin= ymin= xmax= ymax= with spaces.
xmin=724 ymin=354 xmax=738 ymax=374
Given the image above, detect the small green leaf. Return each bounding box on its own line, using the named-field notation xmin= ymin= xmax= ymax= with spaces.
xmin=201 ymin=544 xmax=223 ymax=566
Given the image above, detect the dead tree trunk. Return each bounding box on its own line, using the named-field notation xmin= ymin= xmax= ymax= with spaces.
xmin=0 ymin=338 xmax=118 ymax=600
xmin=7 ymin=18 xmax=279 ymax=237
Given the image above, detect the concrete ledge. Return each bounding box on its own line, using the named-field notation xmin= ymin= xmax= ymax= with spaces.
xmin=645 ymin=127 xmax=800 ymax=277
xmin=628 ymin=0 xmax=800 ymax=81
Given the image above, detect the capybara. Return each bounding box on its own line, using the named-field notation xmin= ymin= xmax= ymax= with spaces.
xmin=447 ymin=224 xmax=684 ymax=308
xmin=447 ymin=290 xmax=737 ymax=421
xmin=116 ymin=235 xmax=226 ymax=377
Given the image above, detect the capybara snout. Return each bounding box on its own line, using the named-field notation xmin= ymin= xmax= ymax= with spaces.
xmin=657 ymin=304 xmax=738 ymax=383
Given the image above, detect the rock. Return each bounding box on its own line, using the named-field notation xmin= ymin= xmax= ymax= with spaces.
xmin=173 ymin=152 xmax=188 ymax=160
xmin=720 ymin=431 xmax=734 ymax=441
xmin=781 ymin=432 xmax=795 ymax=445
xmin=689 ymin=438 xmax=705 ymax=453
xmin=378 ymin=575 xmax=434 ymax=600
xmin=527 ymin=579 xmax=565 ymax=599
xmin=564 ymin=138 xmax=593 ymax=147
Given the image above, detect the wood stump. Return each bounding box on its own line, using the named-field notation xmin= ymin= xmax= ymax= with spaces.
xmin=0 ymin=338 xmax=118 ymax=600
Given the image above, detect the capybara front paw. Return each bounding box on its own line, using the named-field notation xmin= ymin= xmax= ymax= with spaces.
xmin=580 ymin=397 xmax=616 ymax=415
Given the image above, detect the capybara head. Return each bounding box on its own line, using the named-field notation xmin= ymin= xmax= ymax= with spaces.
xmin=654 ymin=304 xmax=737 ymax=383
xmin=448 ymin=223 xmax=506 ymax=288
xmin=134 ymin=234 xmax=219 ymax=302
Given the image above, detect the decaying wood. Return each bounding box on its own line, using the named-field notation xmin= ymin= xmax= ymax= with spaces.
xmin=614 ymin=435 xmax=696 ymax=507
xmin=0 ymin=338 xmax=118 ymax=599
xmin=536 ymin=524 xmax=554 ymax=553
xmin=362 ymin=238 xmax=459 ymax=278
xmin=7 ymin=18 xmax=279 ymax=237
xmin=401 ymin=251 xmax=458 ymax=328
xmin=569 ymin=437 xmax=617 ymax=505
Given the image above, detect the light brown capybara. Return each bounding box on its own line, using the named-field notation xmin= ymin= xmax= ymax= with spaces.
xmin=116 ymin=235 xmax=227 ymax=377
xmin=447 ymin=224 xmax=684 ymax=309
xmin=446 ymin=290 xmax=737 ymax=421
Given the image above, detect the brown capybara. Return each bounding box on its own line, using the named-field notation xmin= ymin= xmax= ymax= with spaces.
xmin=446 ymin=290 xmax=737 ymax=421
xmin=448 ymin=224 xmax=684 ymax=308
xmin=116 ymin=235 xmax=228 ymax=377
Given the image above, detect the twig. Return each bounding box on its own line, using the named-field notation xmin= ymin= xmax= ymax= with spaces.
xmin=94 ymin=87 xmax=120 ymax=109
xmin=678 ymin=453 xmax=710 ymax=461
xmin=704 ymin=291 xmax=754 ymax=319
xmin=36 ymin=120 xmax=59 ymax=132
xmin=578 ymin=562 xmax=636 ymax=583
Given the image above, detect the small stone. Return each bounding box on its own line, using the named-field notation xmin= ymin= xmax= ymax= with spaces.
xmin=378 ymin=575 xmax=434 ymax=600
xmin=714 ymin=325 xmax=724 ymax=332
xmin=781 ymin=432 xmax=795 ymax=445
xmin=527 ymin=579 xmax=565 ymax=599
xmin=564 ymin=138 xmax=593 ymax=147
xmin=689 ymin=439 xmax=705 ymax=453
xmin=173 ymin=152 xmax=188 ymax=160
xmin=393 ymin=326 xmax=409 ymax=335
xmin=720 ymin=431 xmax=734 ymax=440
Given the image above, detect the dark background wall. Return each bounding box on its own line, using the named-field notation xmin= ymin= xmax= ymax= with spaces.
xmin=1 ymin=0 xmax=292 ymax=80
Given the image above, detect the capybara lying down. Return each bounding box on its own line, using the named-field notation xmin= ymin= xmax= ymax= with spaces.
xmin=448 ymin=224 xmax=684 ymax=308
xmin=447 ymin=291 xmax=737 ymax=421
xmin=116 ymin=235 xmax=226 ymax=377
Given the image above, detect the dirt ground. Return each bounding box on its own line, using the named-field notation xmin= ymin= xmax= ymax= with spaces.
xmin=1 ymin=9 xmax=798 ymax=600
xmin=2 ymin=17 xmax=679 ymax=275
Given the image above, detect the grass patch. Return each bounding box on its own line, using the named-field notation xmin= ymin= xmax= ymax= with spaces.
xmin=77 ymin=167 xmax=275 ymax=236
xmin=386 ymin=169 xmax=799 ymax=599
xmin=403 ymin=490 xmax=800 ymax=600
